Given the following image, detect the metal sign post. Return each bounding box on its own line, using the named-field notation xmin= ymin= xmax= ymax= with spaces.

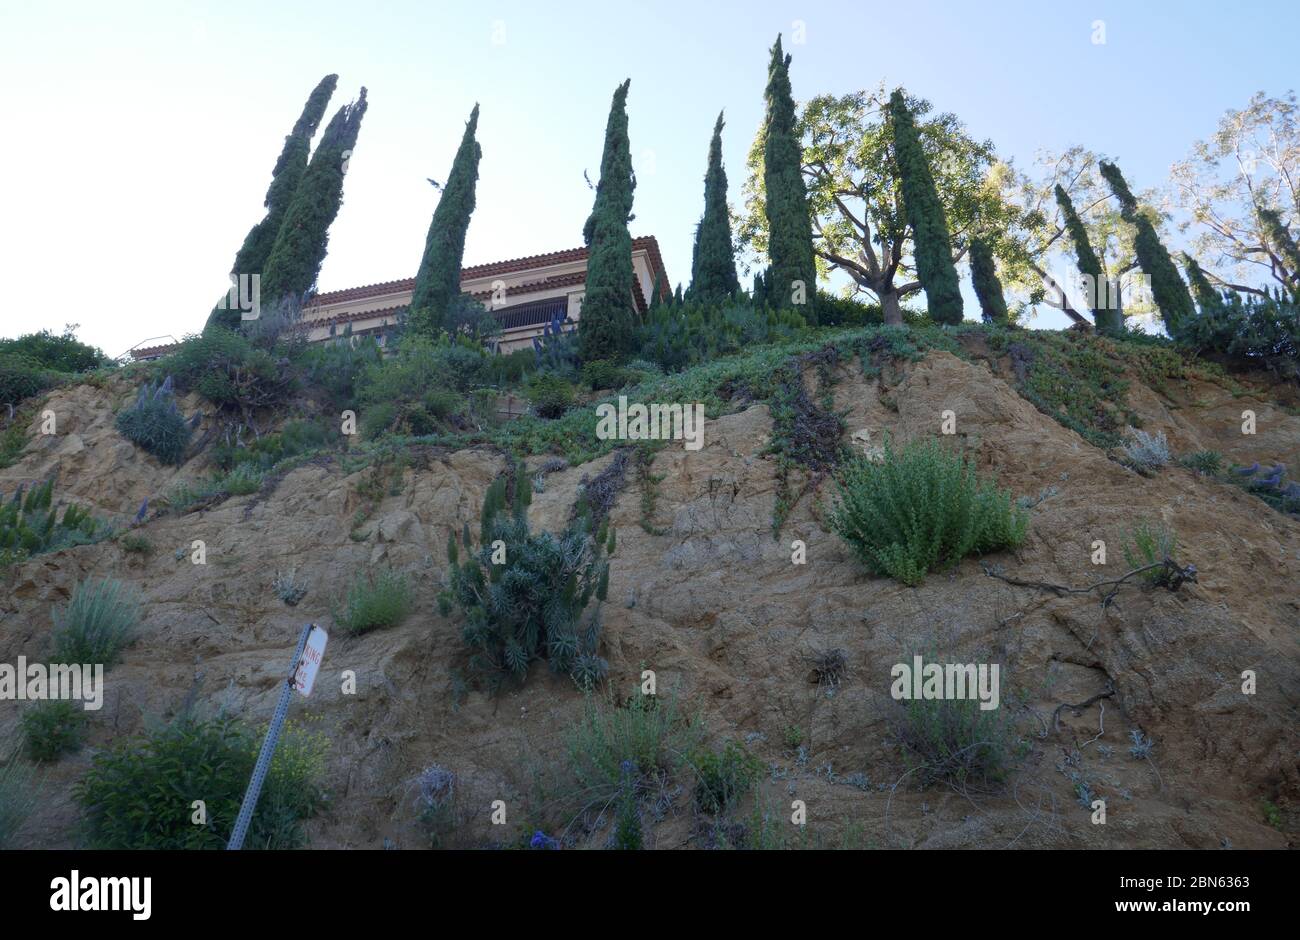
xmin=227 ymin=623 xmax=328 ymax=850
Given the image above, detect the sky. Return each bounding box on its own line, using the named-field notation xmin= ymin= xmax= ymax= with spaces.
xmin=0 ymin=0 xmax=1293 ymax=357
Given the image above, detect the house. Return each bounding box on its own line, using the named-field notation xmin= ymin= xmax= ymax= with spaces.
xmin=304 ymin=235 xmax=669 ymax=353
xmin=127 ymin=236 xmax=670 ymax=362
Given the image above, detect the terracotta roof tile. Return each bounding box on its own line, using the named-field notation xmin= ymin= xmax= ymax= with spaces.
xmin=312 ymin=235 xmax=669 ymax=307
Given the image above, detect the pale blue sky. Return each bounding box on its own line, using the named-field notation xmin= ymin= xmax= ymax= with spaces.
xmin=0 ymin=0 xmax=1290 ymax=356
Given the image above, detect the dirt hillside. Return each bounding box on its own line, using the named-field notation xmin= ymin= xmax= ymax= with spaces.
xmin=2 ymin=349 xmax=1297 ymax=849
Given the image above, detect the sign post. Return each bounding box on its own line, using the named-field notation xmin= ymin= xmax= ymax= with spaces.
xmin=226 ymin=623 xmax=329 ymax=850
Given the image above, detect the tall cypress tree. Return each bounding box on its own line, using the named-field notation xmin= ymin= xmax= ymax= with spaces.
xmin=207 ymin=74 xmax=338 ymax=331
xmin=1099 ymin=160 xmax=1194 ymax=334
xmin=889 ymin=90 xmax=963 ymax=325
xmin=688 ymin=111 xmax=741 ymax=301
xmin=1257 ymin=206 xmax=1300 ymax=283
xmin=969 ymin=237 xmax=1008 ymax=323
xmin=1181 ymin=252 xmax=1227 ymax=316
xmin=260 ymin=87 xmax=369 ymax=311
xmin=410 ymin=104 xmax=483 ymax=337
xmin=578 ymin=80 xmax=637 ymax=364
xmin=1054 ymin=183 xmax=1120 ymax=335
xmin=762 ymin=36 xmax=817 ymax=321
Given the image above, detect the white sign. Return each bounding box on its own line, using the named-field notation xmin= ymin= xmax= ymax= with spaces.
xmin=292 ymin=625 xmax=329 ymax=697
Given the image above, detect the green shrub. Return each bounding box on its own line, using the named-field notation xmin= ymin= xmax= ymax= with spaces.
xmin=0 ymin=421 xmax=29 ymax=470
xmin=0 ymin=352 xmax=57 ymax=406
xmin=119 ymin=533 xmax=153 ymax=555
xmin=295 ymin=335 xmax=383 ymax=411
xmin=74 ymin=714 xmax=326 ymax=849
xmin=442 ymin=466 xmax=609 ymax=687
xmin=828 ymin=438 xmax=1028 ymax=585
xmin=51 ymin=577 xmax=141 ymax=666
xmin=212 ymin=418 xmax=334 ymax=473
xmin=360 ymin=402 xmax=398 ymax=439
xmin=691 ymin=740 xmax=763 ymax=814
xmin=0 ymin=478 xmax=103 ymax=568
xmin=524 ymin=373 xmax=575 ymax=419
xmin=413 ymin=764 xmax=458 ymax=848
xmin=1178 ymin=450 xmax=1223 ymax=476
xmin=1123 ymin=520 xmax=1178 ymax=585
xmin=115 ymin=377 xmax=193 ymax=465
xmin=0 ymin=753 xmax=37 ymax=848
xmin=581 ymin=359 xmax=629 ymax=391
xmin=161 ymin=328 xmax=294 ymax=412
xmin=0 ymin=326 xmax=109 ymax=373
xmin=634 ymin=299 xmax=807 ymax=373
xmin=20 ymin=700 xmax=87 ymax=761
xmin=334 ymin=568 xmax=413 ymax=635
xmin=221 ymin=463 xmax=264 ymax=496
xmin=567 ymin=690 xmax=703 ymax=796
xmin=896 ymin=694 xmax=1018 ymax=790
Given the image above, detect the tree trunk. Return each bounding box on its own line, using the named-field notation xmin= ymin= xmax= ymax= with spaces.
xmin=880 ymin=289 xmax=904 ymax=326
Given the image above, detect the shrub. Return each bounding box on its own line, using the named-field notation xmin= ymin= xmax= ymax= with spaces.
xmin=273 ymin=568 xmax=309 ymax=606
xmin=896 ymin=693 xmax=1018 ymax=790
xmin=360 ymin=402 xmax=398 ymax=439
xmin=0 ymin=326 xmax=109 ymax=373
xmin=828 ymin=438 xmax=1029 ymax=585
xmin=119 ymin=533 xmax=153 ymax=555
xmin=221 ymin=463 xmax=264 ymax=496
xmin=691 ymin=740 xmax=763 ymax=814
xmin=51 ymin=577 xmax=141 ymax=666
xmin=161 ymin=328 xmax=294 ymax=412
xmin=634 ymin=299 xmax=807 ymax=373
xmin=334 ymin=568 xmax=413 ymax=635
xmin=20 ymin=700 xmax=87 ymax=762
xmin=1178 ymin=450 xmax=1223 ymax=476
xmin=212 ymin=418 xmax=335 ymax=474
xmin=355 ymin=335 xmax=484 ymax=434
xmin=0 ymin=352 xmax=58 ymax=406
xmin=413 ymin=764 xmax=458 ymax=848
xmin=566 ymin=690 xmax=703 ymax=797
xmin=115 ymin=376 xmax=193 ymax=465
xmin=1120 ymin=428 xmax=1170 ymax=473
xmin=524 ymin=373 xmax=576 ymax=419
xmin=1123 ymin=521 xmax=1178 ymax=586
xmin=1174 ymin=285 xmax=1299 ymax=381
xmin=74 ymin=714 xmax=326 ymax=849
xmin=0 ymin=479 xmax=103 ymax=568
xmin=0 ymin=753 xmax=37 ymax=848
xmin=295 ymin=335 xmax=383 ymax=411
xmin=0 ymin=421 xmax=28 ymax=469
xmin=581 ymin=359 xmax=629 ymax=391
xmin=442 ymin=466 xmax=609 ymax=687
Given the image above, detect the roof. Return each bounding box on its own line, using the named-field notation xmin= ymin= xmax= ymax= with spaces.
xmin=311 ymin=235 xmax=670 ymax=307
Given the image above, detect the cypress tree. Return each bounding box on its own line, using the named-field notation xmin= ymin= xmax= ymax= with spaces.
xmin=762 ymin=36 xmax=817 ymax=321
xmin=1181 ymin=252 xmax=1227 ymax=316
xmin=1099 ymin=160 xmax=1194 ymax=334
xmin=207 ymin=74 xmax=338 ymax=331
xmin=578 ymin=79 xmax=637 ymax=363
xmin=688 ymin=111 xmax=741 ymax=301
xmin=1257 ymin=206 xmax=1300 ymax=283
xmin=752 ymin=269 xmax=769 ymax=308
xmin=260 ymin=87 xmax=369 ymax=311
xmin=969 ymin=237 xmax=1008 ymax=323
xmin=410 ymin=104 xmax=483 ymax=337
xmin=889 ymin=90 xmax=963 ymax=325
xmin=1054 ymin=183 xmax=1120 ymax=335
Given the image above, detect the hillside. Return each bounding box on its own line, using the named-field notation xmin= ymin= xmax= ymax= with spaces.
xmin=2 ymin=330 xmax=1298 ymax=849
